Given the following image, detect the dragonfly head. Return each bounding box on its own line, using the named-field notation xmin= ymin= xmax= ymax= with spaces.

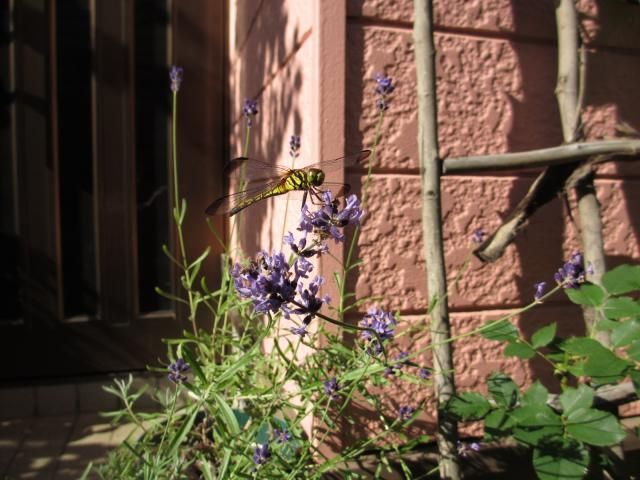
xmin=307 ymin=168 xmax=325 ymax=187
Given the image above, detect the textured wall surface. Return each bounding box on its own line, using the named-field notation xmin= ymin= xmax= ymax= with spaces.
xmin=229 ymin=0 xmax=640 ymax=443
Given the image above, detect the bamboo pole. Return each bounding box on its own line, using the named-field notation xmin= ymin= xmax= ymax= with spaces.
xmin=413 ymin=1 xmax=461 ymax=478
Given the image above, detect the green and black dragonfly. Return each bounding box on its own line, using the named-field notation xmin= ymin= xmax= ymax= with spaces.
xmin=205 ymin=150 xmax=371 ymax=216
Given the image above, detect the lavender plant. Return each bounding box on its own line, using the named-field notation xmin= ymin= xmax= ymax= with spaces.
xmin=91 ymin=67 xmax=435 ymax=480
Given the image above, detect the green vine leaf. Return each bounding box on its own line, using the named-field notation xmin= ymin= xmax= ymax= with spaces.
xmin=565 ymin=284 xmax=606 ymax=307
xmin=488 ymin=372 xmax=519 ymax=409
xmin=522 ymin=381 xmax=549 ymax=407
xmin=559 ymin=385 xmax=594 ymax=413
xmin=504 ymin=341 xmax=536 ymax=359
xmin=602 ymin=264 xmax=640 ymax=295
xmin=531 ymin=323 xmax=557 ymax=349
xmin=483 ymin=408 xmax=515 ymax=441
xmin=447 ymin=392 xmax=492 ymax=421
xmin=532 ymin=438 xmax=589 ymax=480
xmin=566 ymin=407 xmax=626 ymax=446
xmin=512 ymin=404 xmax=563 ymax=446
xmin=480 ymin=320 xmax=519 ymax=342
xmin=603 ymin=297 xmax=640 ymax=320
xmin=611 ymin=318 xmax=640 ymax=348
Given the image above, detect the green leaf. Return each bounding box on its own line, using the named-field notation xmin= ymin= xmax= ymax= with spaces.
xmin=447 ymin=392 xmax=492 ymax=421
xmin=559 ymin=385 xmax=594 ymax=413
xmin=611 ymin=319 xmax=640 ymax=348
xmin=212 ymin=392 xmax=241 ymax=435
xmin=522 ymin=382 xmax=549 ymax=407
xmin=566 ymin=407 xmax=626 ymax=446
xmin=559 ymin=337 xmax=601 ymax=355
xmin=488 ymin=372 xmax=519 ymax=408
xmin=483 ymin=408 xmax=515 ymax=441
xmin=602 ymin=264 xmax=640 ymax=295
xmin=531 ymin=323 xmax=557 ymax=349
xmin=181 ymin=345 xmax=207 ymax=385
xmin=628 ymin=341 xmax=640 ymax=362
xmin=480 ymin=320 xmax=519 ymax=342
xmin=583 ymin=348 xmax=631 ymax=384
xmin=604 ymin=297 xmax=640 ymax=319
xmin=533 ymin=438 xmax=589 ymax=480
xmin=504 ymin=341 xmax=536 ymax=359
xmin=166 ymin=403 xmax=200 ymax=458
xmin=512 ymin=404 xmax=563 ymax=446
xmin=565 ymin=283 xmax=606 ymax=307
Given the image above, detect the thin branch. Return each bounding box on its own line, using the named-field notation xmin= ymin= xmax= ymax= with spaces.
xmin=443 ymin=139 xmax=640 ymax=174
xmin=414 ymin=1 xmax=461 ymax=478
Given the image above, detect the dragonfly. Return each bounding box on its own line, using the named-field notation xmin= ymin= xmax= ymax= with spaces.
xmin=205 ymin=150 xmax=371 ymax=216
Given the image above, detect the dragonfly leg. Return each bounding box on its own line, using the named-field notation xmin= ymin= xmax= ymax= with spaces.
xmin=301 ymin=190 xmax=308 ymax=210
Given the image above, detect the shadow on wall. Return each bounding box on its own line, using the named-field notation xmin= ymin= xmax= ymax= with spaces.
xmin=232 ymin=0 xmax=303 ymax=255
xmin=508 ymin=0 xmax=640 ymax=390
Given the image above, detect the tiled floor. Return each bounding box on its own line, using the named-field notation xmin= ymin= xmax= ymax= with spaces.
xmin=0 ymin=414 xmax=138 ymax=479
xmin=0 ymin=375 xmax=161 ymax=479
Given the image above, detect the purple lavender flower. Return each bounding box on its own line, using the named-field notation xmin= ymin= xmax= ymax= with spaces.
xmin=169 ymin=65 xmax=183 ymax=92
xmin=167 ymin=358 xmax=189 ymax=383
xmin=457 ymin=441 xmax=481 ymax=457
xmin=273 ymin=428 xmax=291 ymax=443
xmin=242 ymin=98 xmax=259 ymax=126
xmin=290 ymin=324 xmax=308 ymax=338
xmin=323 ymin=377 xmax=341 ymax=401
xmin=299 ymin=192 xmax=364 ymax=243
xmin=253 ymin=443 xmax=270 ymax=466
xmin=360 ymin=307 xmax=397 ymax=355
xmin=471 ymin=227 xmax=485 ymax=244
xmin=231 ymin=251 xmax=297 ymax=314
xmin=418 ymin=368 xmax=431 ymax=380
xmin=289 ymin=135 xmax=301 ymax=158
xmin=285 ymin=231 xmax=326 ymax=258
xmin=398 ymin=405 xmax=415 ymax=421
xmin=374 ymin=73 xmax=395 ymax=111
xmin=385 ymin=351 xmax=409 ymax=376
xmin=534 ymin=281 xmax=547 ymax=302
xmin=554 ymin=251 xmax=588 ymax=289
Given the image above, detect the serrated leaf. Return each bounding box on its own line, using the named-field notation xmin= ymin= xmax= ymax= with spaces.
xmin=603 ymin=264 xmax=640 ymax=295
xmin=531 ymin=323 xmax=557 ymax=349
xmin=480 ymin=319 xmax=519 ymax=342
xmin=604 ymin=297 xmax=640 ymax=320
xmin=566 ymin=407 xmax=626 ymax=446
xmin=504 ymin=341 xmax=536 ymax=359
xmin=447 ymin=392 xmax=492 ymax=421
xmin=488 ymin=372 xmax=519 ymax=408
xmin=512 ymin=405 xmax=562 ymax=446
xmin=611 ymin=319 xmax=640 ymax=348
xmin=483 ymin=408 xmax=514 ymax=441
xmin=559 ymin=385 xmax=594 ymax=413
xmin=522 ymin=382 xmax=549 ymax=407
xmin=565 ymin=284 xmax=606 ymax=307
xmin=533 ymin=438 xmax=589 ymax=480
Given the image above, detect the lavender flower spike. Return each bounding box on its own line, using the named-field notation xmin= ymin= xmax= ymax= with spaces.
xmin=242 ymin=98 xmax=259 ymax=126
xmin=374 ymin=73 xmax=395 ymax=111
xmin=323 ymin=377 xmax=341 ymax=401
xmin=398 ymin=405 xmax=415 ymax=421
xmin=533 ymin=281 xmax=547 ymax=302
xmin=554 ymin=251 xmax=588 ymax=289
xmin=289 ymin=135 xmax=301 ymax=158
xmin=167 ymin=358 xmax=189 ymax=383
xmin=471 ymin=227 xmax=485 ymax=244
xmin=253 ymin=443 xmax=270 ymax=466
xmin=169 ymin=65 xmax=183 ymax=92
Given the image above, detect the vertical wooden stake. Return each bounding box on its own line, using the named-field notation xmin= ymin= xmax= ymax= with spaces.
xmin=413 ymin=1 xmax=461 ymax=478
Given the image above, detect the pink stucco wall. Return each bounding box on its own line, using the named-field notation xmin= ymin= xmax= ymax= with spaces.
xmin=228 ymin=0 xmax=640 ymax=441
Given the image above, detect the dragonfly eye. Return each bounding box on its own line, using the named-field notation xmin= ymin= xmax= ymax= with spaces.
xmin=309 ymin=169 xmax=325 ymax=186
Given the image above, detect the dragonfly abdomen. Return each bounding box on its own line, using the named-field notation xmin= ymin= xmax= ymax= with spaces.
xmin=229 ymin=179 xmax=295 ymax=216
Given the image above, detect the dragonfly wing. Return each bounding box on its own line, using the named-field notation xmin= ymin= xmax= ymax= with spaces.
xmin=316 ymin=181 xmax=351 ymax=199
xmin=224 ymin=157 xmax=292 ymax=183
xmin=205 ymin=179 xmax=283 ymax=216
xmin=299 ymin=150 xmax=371 ymax=173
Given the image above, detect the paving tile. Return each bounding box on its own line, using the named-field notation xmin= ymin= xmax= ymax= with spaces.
xmin=0 ymin=387 xmax=36 ymax=419
xmin=35 ymin=385 xmax=76 ymax=417
xmin=77 ymin=382 xmax=119 ymax=414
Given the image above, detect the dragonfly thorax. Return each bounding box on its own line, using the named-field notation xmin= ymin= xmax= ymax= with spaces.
xmin=307 ymin=168 xmax=325 ymax=187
